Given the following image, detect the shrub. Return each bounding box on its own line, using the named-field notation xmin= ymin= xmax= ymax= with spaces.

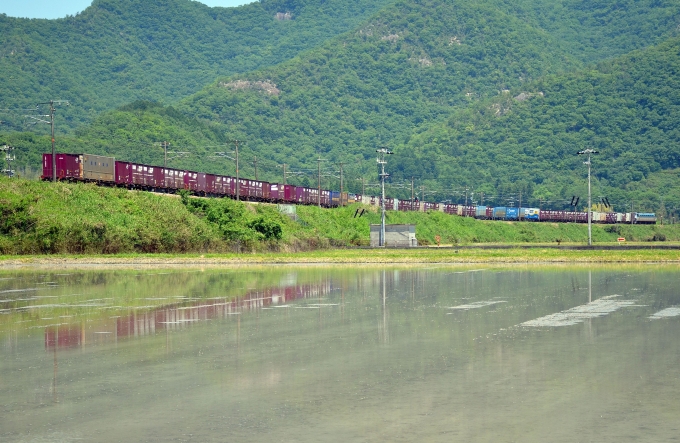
xmin=248 ymin=217 xmax=283 ymax=241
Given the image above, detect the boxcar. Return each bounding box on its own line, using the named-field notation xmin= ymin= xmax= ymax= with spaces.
xmin=540 ymin=210 xmax=565 ymax=222
xmin=442 ymin=204 xmax=458 ymax=215
xmin=213 ymin=175 xmax=228 ymax=196
xmin=162 ymin=167 xmax=184 ymax=190
xmin=422 ymin=202 xmax=438 ymax=212
xmin=296 ymin=187 xmax=310 ymax=204
xmin=261 ymin=182 xmax=271 ymax=201
xmin=320 ymin=190 xmax=331 ymax=207
xmin=459 ymin=205 xmax=473 ymax=217
xmin=131 ymin=163 xmax=155 ymax=188
xmin=115 ymin=161 xmax=133 ymax=186
xmin=398 ymin=200 xmax=413 ymax=211
xmin=202 ymin=174 xmax=215 ymax=195
xmin=42 ymin=153 xmax=81 ymax=181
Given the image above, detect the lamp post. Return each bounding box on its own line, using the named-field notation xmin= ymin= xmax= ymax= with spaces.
xmin=376 ymin=147 xmax=393 ymax=247
xmin=577 ymin=148 xmax=599 ymax=246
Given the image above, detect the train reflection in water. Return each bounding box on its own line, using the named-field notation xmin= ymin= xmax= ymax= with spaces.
xmin=45 ymin=281 xmax=333 ymax=350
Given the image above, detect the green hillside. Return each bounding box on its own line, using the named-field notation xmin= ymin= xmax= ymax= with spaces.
xmin=0 ymin=0 xmax=398 ymax=130
xmin=2 ymin=176 xmax=678 ymax=255
xmin=2 ymin=0 xmax=680 ymax=219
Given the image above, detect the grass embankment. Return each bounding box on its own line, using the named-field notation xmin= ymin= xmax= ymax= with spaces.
xmin=2 ymin=177 xmax=679 ymax=256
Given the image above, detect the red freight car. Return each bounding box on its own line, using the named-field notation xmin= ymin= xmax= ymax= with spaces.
xmin=320 ymin=189 xmax=331 ymax=207
xmin=42 ymin=153 xmax=81 ymax=180
xmin=308 ymin=188 xmax=319 ymax=205
xmin=261 ymin=182 xmax=271 ymax=201
xmin=270 ymin=184 xmax=296 ymax=203
xmin=398 ymin=200 xmax=417 ymax=211
xmin=130 ymin=163 xmax=155 ymax=188
xmin=183 ymin=171 xmax=199 ymax=191
xmin=461 ymin=205 xmax=475 ymax=217
xmin=539 ymin=210 xmax=564 ymax=222
xmin=296 ymin=186 xmax=310 ymax=204
xmin=605 ymin=212 xmax=618 ymax=224
xmin=442 ymin=204 xmax=458 ymax=215
xmin=115 ymin=161 xmax=133 ymax=186
xmin=423 ymin=202 xmax=439 ymax=212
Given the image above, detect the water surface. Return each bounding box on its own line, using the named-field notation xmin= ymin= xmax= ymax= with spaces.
xmin=1 ymin=265 xmax=679 ymax=442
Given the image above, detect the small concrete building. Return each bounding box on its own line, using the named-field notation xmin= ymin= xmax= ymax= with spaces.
xmin=370 ymin=224 xmax=418 ymax=247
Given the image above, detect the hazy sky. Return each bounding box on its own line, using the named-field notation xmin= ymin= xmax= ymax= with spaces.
xmin=0 ymin=0 xmax=254 ymax=19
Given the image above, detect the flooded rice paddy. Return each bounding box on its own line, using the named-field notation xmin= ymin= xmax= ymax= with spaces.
xmin=1 ymin=265 xmax=679 ymax=442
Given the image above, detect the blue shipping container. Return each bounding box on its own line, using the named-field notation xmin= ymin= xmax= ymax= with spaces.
xmin=506 ymin=207 xmax=519 ymax=220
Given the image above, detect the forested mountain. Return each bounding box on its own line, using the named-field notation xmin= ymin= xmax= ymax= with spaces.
xmin=0 ymin=0 xmax=398 ymax=130
xmin=399 ymin=36 xmax=680 ymax=215
xmin=2 ymin=0 xmax=680 ymax=217
xmin=171 ymin=0 xmax=678 ymax=212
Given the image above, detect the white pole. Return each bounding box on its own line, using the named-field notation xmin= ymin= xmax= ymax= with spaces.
xmin=578 ymin=148 xmax=598 ymax=246
xmin=380 ymin=161 xmax=386 ymax=247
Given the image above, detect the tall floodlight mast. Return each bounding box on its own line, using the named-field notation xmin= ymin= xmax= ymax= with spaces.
xmin=376 ymin=147 xmax=393 ymax=247
xmin=577 ymin=148 xmax=599 ymax=246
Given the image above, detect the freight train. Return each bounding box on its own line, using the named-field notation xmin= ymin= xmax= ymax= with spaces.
xmin=42 ymin=153 xmax=657 ymax=224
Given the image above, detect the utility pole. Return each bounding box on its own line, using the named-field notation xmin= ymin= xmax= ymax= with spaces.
xmin=228 ymin=139 xmax=243 ymax=200
xmin=578 ymin=148 xmax=599 ymax=246
xmin=411 ymin=177 xmax=415 ymax=211
xmin=253 ymin=156 xmax=258 ymax=180
xmin=48 ymin=102 xmax=55 ymax=181
xmin=356 ymin=177 xmax=365 ymax=195
xmin=376 ymin=147 xmax=393 ymax=247
xmin=28 ymin=100 xmax=69 ymax=182
xmin=1 ymin=145 xmax=15 ymax=178
xmin=631 ymin=202 xmax=634 ymax=225
xmin=465 ymin=187 xmax=469 ymax=215
xmin=280 ymin=163 xmax=287 ymax=185
xmin=317 ymin=156 xmax=322 ymax=207
xmin=153 ymin=141 xmax=172 ymax=167
xmin=162 ymin=142 xmax=169 ymax=167
xmin=337 ymin=161 xmax=346 ymax=197
xmin=519 ymin=190 xmax=522 ymax=221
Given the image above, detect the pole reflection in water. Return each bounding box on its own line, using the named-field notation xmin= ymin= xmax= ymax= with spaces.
xmin=379 ymin=269 xmax=389 ymax=344
xmin=52 ymin=333 xmax=58 ymax=404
